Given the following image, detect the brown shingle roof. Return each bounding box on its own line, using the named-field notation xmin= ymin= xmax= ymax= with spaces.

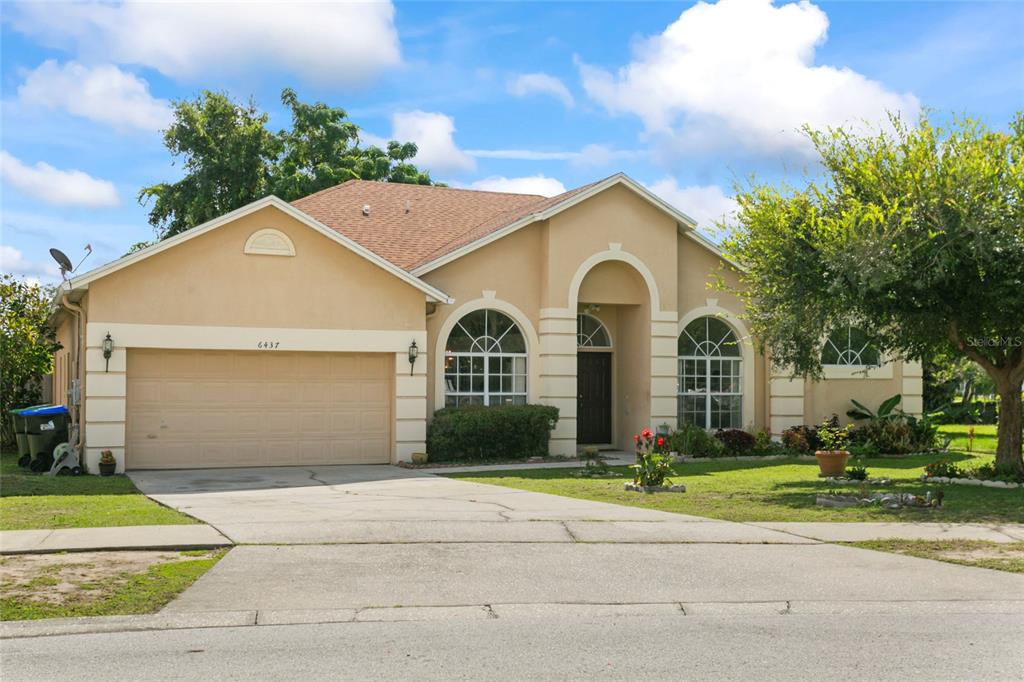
xmin=290 ymin=178 xmax=605 ymax=271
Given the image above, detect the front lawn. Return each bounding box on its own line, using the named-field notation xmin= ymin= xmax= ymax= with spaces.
xmin=449 ymin=452 xmax=1023 ymax=523
xmin=0 ymin=549 xmax=226 ymax=620
xmin=0 ymin=452 xmax=196 ymax=530
xmin=937 ymin=424 xmax=998 ymax=454
xmin=848 ymin=540 xmax=1024 ymax=574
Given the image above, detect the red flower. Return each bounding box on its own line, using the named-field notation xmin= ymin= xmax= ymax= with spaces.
xmin=641 ymin=428 xmax=653 ymax=439
xmin=657 ymin=437 xmax=665 ymax=447
xmin=633 ymin=434 xmax=640 ymax=442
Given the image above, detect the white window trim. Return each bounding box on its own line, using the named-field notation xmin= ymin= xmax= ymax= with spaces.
xmin=822 ymin=363 xmax=893 ymax=380
xmin=677 ymin=308 xmax=755 ymax=431
xmin=434 ymin=299 xmax=540 ymax=409
xmin=576 ymin=313 xmax=612 ymax=350
xmin=244 ymin=228 xmax=296 ymax=256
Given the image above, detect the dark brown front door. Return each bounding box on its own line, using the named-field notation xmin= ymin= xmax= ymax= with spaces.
xmin=577 ymin=352 xmax=612 ymax=444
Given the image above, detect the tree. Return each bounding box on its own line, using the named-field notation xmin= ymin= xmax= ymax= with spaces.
xmin=139 ymin=91 xmax=277 ymax=238
xmin=140 ymin=89 xmax=436 ymax=239
xmin=723 ymin=112 xmax=1024 ymax=474
xmin=0 ymin=275 xmax=60 ymax=445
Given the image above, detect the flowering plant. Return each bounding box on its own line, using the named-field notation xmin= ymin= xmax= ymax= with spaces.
xmin=631 ymin=428 xmax=675 ymax=486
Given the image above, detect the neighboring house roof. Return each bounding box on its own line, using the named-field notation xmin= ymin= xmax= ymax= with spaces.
xmin=64 ymin=196 xmax=454 ymax=303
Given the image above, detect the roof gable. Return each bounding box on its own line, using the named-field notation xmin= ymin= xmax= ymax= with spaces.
xmin=66 ymin=196 xmax=453 ymax=303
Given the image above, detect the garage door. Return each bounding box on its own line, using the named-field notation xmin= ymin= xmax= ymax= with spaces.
xmin=126 ymin=349 xmax=392 ymax=469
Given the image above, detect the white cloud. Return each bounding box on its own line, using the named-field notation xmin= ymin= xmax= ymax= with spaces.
xmin=646 ymin=178 xmax=738 ymax=231
xmin=578 ymin=0 xmax=919 ymax=156
xmin=0 ymin=151 xmax=119 ymax=208
xmin=508 ymin=73 xmax=575 ymax=108
xmin=392 ymin=111 xmax=476 ymax=173
xmin=469 ymin=175 xmax=566 ymax=197
xmin=0 ymin=245 xmax=59 ymax=282
xmin=8 ymin=1 xmax=401 ymax=86
xmin=18 ymin=60 xmax=172 ymax=132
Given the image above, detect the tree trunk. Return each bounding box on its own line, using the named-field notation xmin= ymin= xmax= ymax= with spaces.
xmin=994 ymin=381 xmax=1023 ymax=475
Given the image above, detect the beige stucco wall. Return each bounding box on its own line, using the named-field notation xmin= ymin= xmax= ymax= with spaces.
xmin=804 ymin=360 xmax=923 ymax=425
xmin=76 ymin=205 xmax=431 ymax=472
xmin=547 ymin=184 xmax=678 ymax=313
xmin=676 ymin=235 xmax=768 ymax=431
xmin=89 ymin=206 xmax=424 ymax=330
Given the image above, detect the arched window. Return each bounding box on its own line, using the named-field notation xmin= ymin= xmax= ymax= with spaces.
xmin=577 ymin=314 xmax=611 ymax=348
xmin=822 ymin=326 xmax=881 ymax=366
xmin=678 ymin=316 xmax=742 ymax=429
xmin=444 ymin=309 xmax=527 ymax=407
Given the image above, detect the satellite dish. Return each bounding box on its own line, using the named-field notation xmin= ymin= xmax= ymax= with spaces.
xmin=50 ymin=248 xmax=74 ymax=277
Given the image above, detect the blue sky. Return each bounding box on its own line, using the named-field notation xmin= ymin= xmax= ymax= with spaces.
xmin=2 ymin=0 xmax=1021 ymax=283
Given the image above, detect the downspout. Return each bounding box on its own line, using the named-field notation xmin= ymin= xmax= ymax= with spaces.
xmin=60 ymin=293 xmax=87 ymax=459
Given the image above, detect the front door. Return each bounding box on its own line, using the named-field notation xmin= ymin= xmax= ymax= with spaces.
xmin=577 ymin=352 xmax=612 ymax=444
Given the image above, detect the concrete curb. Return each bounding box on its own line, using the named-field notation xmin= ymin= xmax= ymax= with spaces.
xmin=6 ymin=599 xmax=1024 ymax=639
xmin=0 ymin=524 xmax=232 ymax=555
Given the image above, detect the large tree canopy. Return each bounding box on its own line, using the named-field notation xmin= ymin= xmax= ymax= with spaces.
xmin=139 ymin=88 xmax=436 ymax=239
xmin=723 ymin=112 xmax=1024 ymax=473
xmin=0 ymin=275 xmax=59 ymax=445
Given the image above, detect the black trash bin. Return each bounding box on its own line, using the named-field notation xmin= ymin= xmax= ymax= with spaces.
xmin=9 ymin=405 xmax=47 ymax=467
xmin=23 ymin=405 xmax=70 ymax=472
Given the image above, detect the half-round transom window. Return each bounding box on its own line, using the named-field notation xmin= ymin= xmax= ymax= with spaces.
xmin=822 ymin=326 xmax=881 ymax=366
xmin=444 ymin=309 xmax=527 ymax=408
xmin=678 ymin=316 xmax=742 ymax=429
xmin=577 ymin=314 xmax=611 ymax=348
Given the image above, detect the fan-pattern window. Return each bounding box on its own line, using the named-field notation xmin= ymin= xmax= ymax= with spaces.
xmin=678 ymin=316 xmax=742 ymax=429
xmin=577 ymin=314 xmax=611 ymax=348
xmin=822 ymin=327 xmax=881 ymax=366
xmin=444 ymin=309 xmax=527 ymax=407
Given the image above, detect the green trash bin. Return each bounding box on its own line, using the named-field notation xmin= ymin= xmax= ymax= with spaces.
xmin=10 ymin=405 xmax=47 ymax=462
xmin=23 ymin=405 xmax=70 ymax=469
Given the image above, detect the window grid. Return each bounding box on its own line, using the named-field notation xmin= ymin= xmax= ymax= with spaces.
xmin=576 ymin=313 xmax=612 ymax=348
xmin=444 ymin=309 xmax=528 ymax=408
xmin=822 ymin=326 xmax=881 ymax=366
xmin=677 ymin=317 xmax=742 ymax=430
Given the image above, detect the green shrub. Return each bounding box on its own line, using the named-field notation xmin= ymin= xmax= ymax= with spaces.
xmin=923 ymin=459 xmax=962 ymax=478
xmin=781 ymin=424 xmax=822 ymax=453
xmin=667 ymin=423 xmax=724 ymax=457
xmin=631 ymin=452 xmax=675 ymax=486
xmin=853 ymin=415 xmax=936 ymax=454
xmin=844 ymin=465 xmax=869 ymax=481
xmin=848 ymin=440 xmax=880 ymax=458
xmin=714 ymin=428 xmax=756 ymax=455
xmin=426 ymin=405 xmax=559 ymax=462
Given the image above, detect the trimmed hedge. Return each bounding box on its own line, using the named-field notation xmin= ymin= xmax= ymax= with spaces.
xmin=427 ymin=404 xmax=560 ymax=462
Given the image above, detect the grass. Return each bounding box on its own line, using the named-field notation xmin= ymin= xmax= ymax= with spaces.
xmin=0 ymin=549 xmax=226 ymax=621
xmin=0 ymin=452 xmax=196 ymax=531
xmin=848 ymin=540 xmax=1024 ymax=574
xmin=449 ymin=451 xmax=1024 ymax=523
xmin=937 ymin=424 xmax=998 ymax=454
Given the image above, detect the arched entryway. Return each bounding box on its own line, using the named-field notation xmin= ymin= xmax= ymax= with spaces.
xmin=571 ymin=257 xmax=655 ymax=449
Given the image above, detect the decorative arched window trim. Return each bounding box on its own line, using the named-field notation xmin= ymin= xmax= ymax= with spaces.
xmin=433 ymin=299 xmax=540 ymax=411
xmin=441 ymin=307 xmax=531 ymax=408
xmin=576 ymin=313 xmax=612 ymax=349
xmin=244 ymin=228 xmax=296 ymax=257
xmin=821 ymin=326 xmax=893 ymax=379
xmin=677 ymin=308 xmax=754 ymax=431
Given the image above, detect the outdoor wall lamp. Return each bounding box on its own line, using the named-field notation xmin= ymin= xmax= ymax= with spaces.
xmin=102 ymin=332 xmax=114 ymax=372
xmin=408 ymin=340 xmax=419 ymax=376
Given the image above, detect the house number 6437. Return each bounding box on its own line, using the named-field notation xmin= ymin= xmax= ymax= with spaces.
xmin=257 ymin=341 xmax=280 ymax=349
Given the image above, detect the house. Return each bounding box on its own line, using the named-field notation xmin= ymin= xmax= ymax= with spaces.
xmin=50 ymin=173 xmax=923 ymax=472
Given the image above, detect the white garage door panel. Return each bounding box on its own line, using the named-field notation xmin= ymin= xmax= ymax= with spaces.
xmin=126 ymin=349 xmax=392 ymax=469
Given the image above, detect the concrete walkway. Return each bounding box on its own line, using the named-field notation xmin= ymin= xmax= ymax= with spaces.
xmin=752 ymin=521 xmax=1024 ymax=544
xmin=0 ymin=524 xmax=231 ymax=555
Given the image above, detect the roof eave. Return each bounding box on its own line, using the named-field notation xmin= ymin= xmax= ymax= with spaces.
xmin=65 ymin=196 xmax=453 ymax=305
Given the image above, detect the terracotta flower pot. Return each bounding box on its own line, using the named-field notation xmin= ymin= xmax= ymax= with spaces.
xmin=815 ymin=450 xmax=849 ymax=477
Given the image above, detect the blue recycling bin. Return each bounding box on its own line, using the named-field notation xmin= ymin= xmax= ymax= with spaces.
xmin=22 ymin=405 xmax=70 ymax=469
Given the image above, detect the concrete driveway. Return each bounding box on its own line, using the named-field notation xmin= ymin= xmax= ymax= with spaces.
xmin=129 ymin=465 xmax=1024 ymax=616
xmin=129 ymin=465 xmax=802 ymax=545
